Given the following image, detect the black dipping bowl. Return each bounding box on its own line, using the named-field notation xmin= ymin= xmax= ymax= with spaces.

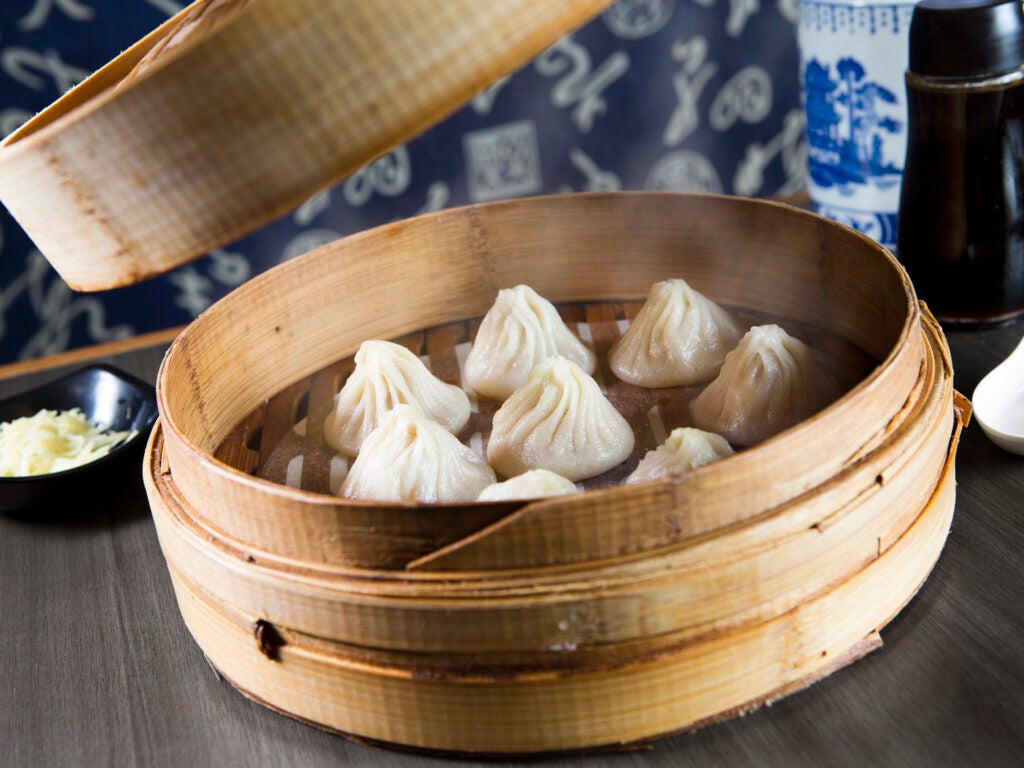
xmin=0 ymin=364 xmax=158 ymax=513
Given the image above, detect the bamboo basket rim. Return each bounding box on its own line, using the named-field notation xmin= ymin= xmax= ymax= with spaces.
xmin=0 ymin=6 xmax=192 ymax=149
xmin=156 ymin=191 xmax=920 ymax=512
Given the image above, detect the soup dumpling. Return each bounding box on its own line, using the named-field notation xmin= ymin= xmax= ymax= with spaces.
xmin=610 ymin=278 xmax=744 ymax=387
xmin=487 ymin=356 xmax=635 ymax=482
xmin=464 ymin=284 xmax=597 ymax=401
xmin=689 ymin=324 xmax=841 ymax=446
xmin=477 ymin=469 xmax=579 ymax=501
xmin=625 ymin=427 xmax=734 ymax=484
xmin=324 ymin=340 xmax=470 ymax=457
xmin=340 ymin=405 xmax=495 ymax=502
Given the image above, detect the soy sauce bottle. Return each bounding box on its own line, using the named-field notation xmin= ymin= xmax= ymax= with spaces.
xmin=897 ymin=0 xmax=1024 ymax=326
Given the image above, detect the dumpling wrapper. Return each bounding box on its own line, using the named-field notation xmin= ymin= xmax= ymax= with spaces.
xmin=689 ymin=324 xmax=842 ymax=446
xmin=340 ymin=405 xmax=495 ymax=502
xmin=487 ymin=356 xmax=635 ymax=482
xmin=477 ymin=469 xmax=579 ymax=501
xmin=324 ymin=340 xmax=470 ymax=457
xmin=464 ymin=284 xmax=597 ymax=401
xmin=625 ymin=427 xmax=734 ymax=484
xmin=610 ymin=278 xmax=744 ymax=387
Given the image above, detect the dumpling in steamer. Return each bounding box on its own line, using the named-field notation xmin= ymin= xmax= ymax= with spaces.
xmin=625 ymin=427 xmax=734 ymax=484
xmin=340 ymin=405 xmax=495 ymax=502
xmin=477 ymin=469 xmax=579 ymax=501
xmin=689 ymin=324 xmax=842 ymax=446
xmin=464 ymin=284 xmax=597 ymax=401
xmin=487 ymin=356 xmax=635 ymax=482
xmin=323 ymin=340 xmax=470 ymax=457
xmin=609 ymin=278 xmax=744 ymax=387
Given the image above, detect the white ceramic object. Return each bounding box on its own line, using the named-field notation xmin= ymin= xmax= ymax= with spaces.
xmin=798 ymin=0 xmax=917 ymax=250
xmin=972 ymin=333 xmax=1024 ymax=456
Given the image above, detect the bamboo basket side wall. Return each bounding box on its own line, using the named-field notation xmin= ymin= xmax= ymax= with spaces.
xmin=149 ymin=386 xmax=952 ymax=654
xmin=152 ymin=444 xmax=958 ymax=754
xmin=144 ymin=310 xmax=955 ymax=654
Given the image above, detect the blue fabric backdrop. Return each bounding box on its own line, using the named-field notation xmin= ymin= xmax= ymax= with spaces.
xmin=0 ymin=0 xmax=806 ymax=364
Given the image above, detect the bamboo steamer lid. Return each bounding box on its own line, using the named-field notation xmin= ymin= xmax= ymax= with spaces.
xmin=0 ymin=0 xmax=612 ymax=291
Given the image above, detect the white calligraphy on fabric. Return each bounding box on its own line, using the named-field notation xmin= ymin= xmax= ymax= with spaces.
xmin=776 ymin=0 xmax=798 ymax=24
xmin=693 ymin=0 xmax=763 ymax=38
xmin=734 ymin=108 xmax=807 ymax=196
xmin=167 ymin=249 xmax=250 ymax=317
xmin=416 ymin=182 xmax=450 ymax=215
xmin=646 ymin=149 xmax=723 ymax=193
xmin=568 ymin=148 xmax=621 ymax=191
xmin=536 ymin=36 xmax=629 ymax=134
xmin=17 ymin=0 xmax=95 ymax=32
xmin=0 ymin=108 xmax=33 ymax=137
xmin=471 ymin=76 xmax=511 ymax=116
xmin=293 ymin=189 xmax=332 ymax=228
xmin=343 ymin=147 xmax=411 ymax=207
xmin=709 ymin=65 xmax=772 ymax=131
xmin=1 ymin=46 xmax=89 ymax=92
xmin=663 ymin=36 xmax=717 ymax=147
xmin=143 ymin=0 xmax=184 ymax=17
xmin=0 ymin=251 xmax=132 ymax=361
xmin=602 ymin=0 xmax=676 ymax=39
xmin=280 ymin=230 xmax=342 ymax=264
xmin=463 ymin=120 xmax=542 ymax=203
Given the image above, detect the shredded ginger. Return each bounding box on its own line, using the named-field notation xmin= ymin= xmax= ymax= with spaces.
xmin=0 ymin=408 xmax=134 ymax=477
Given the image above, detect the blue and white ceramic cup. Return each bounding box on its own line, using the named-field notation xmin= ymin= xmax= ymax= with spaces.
xmin=799 ymin=0 xmax=917 ymax=250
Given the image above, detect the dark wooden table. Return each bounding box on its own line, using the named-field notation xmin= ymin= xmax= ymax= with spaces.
xmin=2 ymin=323 xmax=1022 ymax=768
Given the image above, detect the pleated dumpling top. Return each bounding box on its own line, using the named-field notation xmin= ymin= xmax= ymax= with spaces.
xmin=625 ymin=427 xmax=734 ymax=484
xmin=487 ymin=356 xmax=635 ymax=482
xmin=464 ymin=285 xmax=597 ymax=401
xmin=323 ymin=340 xmax=470 ymax=457
xmin=689 ymin=324 xmax=842 ymax=446
xmin=609 ymin=278 xmax=744 ymax=387
xmin=477 ymin=469 xmax=579 ymax=501
xmin=340 ymin=405 xmax=495 ymax=502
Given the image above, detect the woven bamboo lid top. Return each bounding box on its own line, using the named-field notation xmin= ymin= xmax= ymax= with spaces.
xmin=0 ymin=0 xmax=611 ymax=291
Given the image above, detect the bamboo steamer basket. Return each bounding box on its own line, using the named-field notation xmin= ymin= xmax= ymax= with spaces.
xmin=143 ymin=191 xmax=967 ymax=754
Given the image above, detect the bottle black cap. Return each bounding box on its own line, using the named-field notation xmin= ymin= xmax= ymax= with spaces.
xmin=909 ymin=0 xmax=1024 ymax=78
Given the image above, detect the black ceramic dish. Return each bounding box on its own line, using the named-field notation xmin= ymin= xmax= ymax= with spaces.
xmin=0 ymin=364 xmax=158 ymax=513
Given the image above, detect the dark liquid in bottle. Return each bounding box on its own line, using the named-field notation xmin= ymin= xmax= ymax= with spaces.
xmin=897 ymin=76 xmax=1024 ymax=326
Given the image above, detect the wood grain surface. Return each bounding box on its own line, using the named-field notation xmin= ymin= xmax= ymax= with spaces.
xmin=1 ymin=324 xmax=1022 ymax=766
